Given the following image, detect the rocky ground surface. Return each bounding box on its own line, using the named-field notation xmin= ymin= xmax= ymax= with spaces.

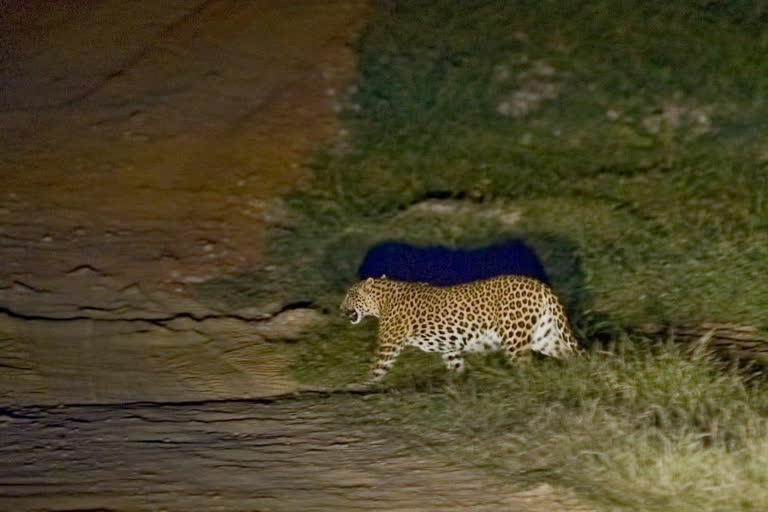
xmin=0 ymin=1 xmax=593 ymax=510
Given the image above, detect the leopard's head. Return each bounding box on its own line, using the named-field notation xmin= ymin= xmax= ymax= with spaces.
xmin=340 ymin=277 xmax=382 ymax=325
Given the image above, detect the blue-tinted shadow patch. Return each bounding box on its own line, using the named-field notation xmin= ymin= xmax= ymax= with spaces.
xmin=358 ymin=240 xmax=550 ymax=286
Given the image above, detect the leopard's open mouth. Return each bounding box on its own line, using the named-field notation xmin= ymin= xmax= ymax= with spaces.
xmin=345 ymin=309 xmax=361 ymax=325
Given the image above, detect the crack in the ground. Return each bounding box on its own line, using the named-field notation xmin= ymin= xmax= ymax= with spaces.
xmin=0 ymin=360 xmax=33 ymax=371
xmin=0 ymin=387 xmax=403 ymax=416
xmin=0 ymin=301 xmax=315 ymax=325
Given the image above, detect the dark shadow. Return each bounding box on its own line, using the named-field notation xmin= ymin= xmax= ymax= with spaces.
xmin=358 ymin=239 xmax=550 ymax=285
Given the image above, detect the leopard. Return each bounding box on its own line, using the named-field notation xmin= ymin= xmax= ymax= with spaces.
xmin=340 ymin=274 xmax=580 ymax=385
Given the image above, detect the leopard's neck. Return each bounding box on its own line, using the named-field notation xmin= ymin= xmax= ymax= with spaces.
xmin=367 ymin=278 xmax=421 ymax=316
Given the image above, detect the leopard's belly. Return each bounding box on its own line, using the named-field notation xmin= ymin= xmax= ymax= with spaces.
xmin=407 ymin=327 xmax=503 ymax=354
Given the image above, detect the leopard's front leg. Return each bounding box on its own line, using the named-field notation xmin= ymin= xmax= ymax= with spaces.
xmin=365 ymin=319 xmax=406 ymax=385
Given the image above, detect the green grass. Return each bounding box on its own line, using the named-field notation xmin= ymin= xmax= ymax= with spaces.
xmin=200 ymin=1 xmax=768 ymax=509
xmin=203 ymin=0 xmax=768 ymax=327
xmin=319 ymin=340 xmax=768 ymax=511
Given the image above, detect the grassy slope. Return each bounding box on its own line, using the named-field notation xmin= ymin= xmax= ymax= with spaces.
xmin=206 ymin=0 xmax=768 ymax=327
xmin=202 ymin=1 xmax=768 ymax=510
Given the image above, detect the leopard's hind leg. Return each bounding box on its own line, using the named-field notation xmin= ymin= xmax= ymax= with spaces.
xmin=501 ymin=327 xmax=534 ymax=366
xmin=441 ymin=351 xmax=466 ymax=373
xmin=530 ymin=298 xmax=580 ymax=358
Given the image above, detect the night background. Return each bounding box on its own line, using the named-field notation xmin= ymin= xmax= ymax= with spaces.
xmin=2 ymin=1 xmax=768 ymax=510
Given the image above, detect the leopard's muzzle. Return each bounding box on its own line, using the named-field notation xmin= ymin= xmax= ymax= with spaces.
xmin=342 ymin=307 xmax=362 ymax=325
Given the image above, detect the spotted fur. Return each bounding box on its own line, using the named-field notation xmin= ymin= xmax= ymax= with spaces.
xmin=341 ymin=275 xmax=580 ymax=384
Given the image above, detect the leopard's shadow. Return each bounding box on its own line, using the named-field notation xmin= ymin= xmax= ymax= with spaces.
xmin=357 ymin=239 xmax=551 ymax=286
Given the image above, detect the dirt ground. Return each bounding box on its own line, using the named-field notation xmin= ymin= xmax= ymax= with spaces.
xmin=1 ymin=0 xmax=366 ymax=402
xmin=1 ymin=0 xmax=361 ymax=317
xmin=0 ymin=2 xmax=593 ymax=510
xmin=0 ymin=398 xmax=593 ymax=512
